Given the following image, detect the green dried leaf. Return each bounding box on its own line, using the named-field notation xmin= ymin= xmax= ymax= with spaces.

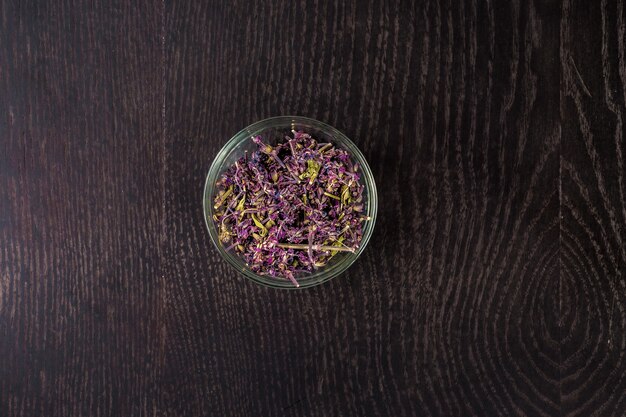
xmin=214 ymin=185 xmax=234 ymax=209
xmin=330 ymin=236 xmax=346 ymax=257
xmin=251 ymin=213 xmax=268 ymax=236
xmin=219 ymin=226 xmax=231 ymax=243
xmin=235 ymin=196 xmax=246 ymax=212
xmin=341 ymin=185 xmax=352 ymax=206
xmin=299 ymin=159 xmax=321 ymax=183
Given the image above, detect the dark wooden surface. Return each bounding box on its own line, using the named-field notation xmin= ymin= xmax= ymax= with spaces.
xmin=1 ymin=0 xmax=625 ymax=416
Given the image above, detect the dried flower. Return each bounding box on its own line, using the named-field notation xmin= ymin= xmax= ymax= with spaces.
xmin=213 ymin=131 xmax=367 ymax=287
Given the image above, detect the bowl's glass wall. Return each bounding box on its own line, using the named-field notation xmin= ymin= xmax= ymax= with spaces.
xmin=203 ymin=116 xmax=378 ymax=289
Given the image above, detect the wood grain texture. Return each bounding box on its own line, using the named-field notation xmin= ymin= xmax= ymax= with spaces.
xmin=0 ymin=1 xmax=163 ymax=416
xmin=2 ymin=0 xmax=625 ymax=416
xmin=561 ymin=0 xmax=626 ymax=415
xmin=163 ymin=0 xmax=562 ymax=415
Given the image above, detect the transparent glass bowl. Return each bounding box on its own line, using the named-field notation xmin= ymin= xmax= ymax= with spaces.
xmin=203 ymin=116 xmax=378 ymax=289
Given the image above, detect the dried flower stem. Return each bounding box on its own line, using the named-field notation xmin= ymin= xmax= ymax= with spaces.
xmin=277 ymin=243 xmax=356 ymax=253
xmin=318 ymin=143 xmax=333 ymax=153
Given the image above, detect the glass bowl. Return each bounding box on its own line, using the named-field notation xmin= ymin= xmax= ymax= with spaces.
xmin=203 ymin=116 xmax=378 ymax=289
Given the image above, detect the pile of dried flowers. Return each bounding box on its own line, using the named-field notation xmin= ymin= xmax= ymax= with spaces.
xmin=213 ymin=131 xmax=367 ymax=287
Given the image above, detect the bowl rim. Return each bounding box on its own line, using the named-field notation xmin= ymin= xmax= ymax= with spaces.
xmin=203 ymin=115 xmax=378 ymax=289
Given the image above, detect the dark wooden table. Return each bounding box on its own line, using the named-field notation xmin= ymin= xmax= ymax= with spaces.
xmin=1 ymin=0 xmax=625 ymax=416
